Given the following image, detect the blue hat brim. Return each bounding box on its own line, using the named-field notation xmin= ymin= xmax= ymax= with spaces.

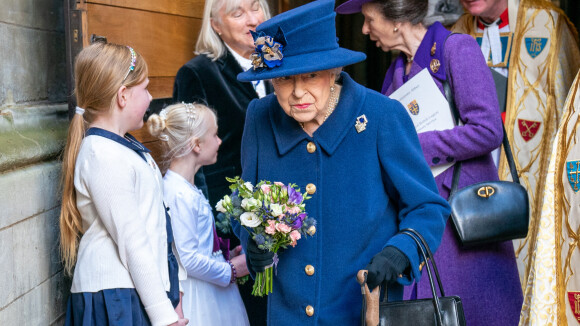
xmin=237 ymin=47 xmax=366 ymax=82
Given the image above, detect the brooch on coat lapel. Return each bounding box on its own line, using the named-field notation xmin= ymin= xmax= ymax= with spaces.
xmin=355 ymin=114 xmax=368 ymax=133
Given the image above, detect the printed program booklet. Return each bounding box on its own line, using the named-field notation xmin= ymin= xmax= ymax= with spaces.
xmin=389 ymin=68 xmax=455 ymax=177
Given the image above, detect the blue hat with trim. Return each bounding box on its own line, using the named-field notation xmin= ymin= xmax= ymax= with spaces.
xmin=237 ymin=0 xmax=366 ymax=82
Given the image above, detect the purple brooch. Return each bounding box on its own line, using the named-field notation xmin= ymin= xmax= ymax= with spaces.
xmin=250 ymin=27 xmax=287 ymax=71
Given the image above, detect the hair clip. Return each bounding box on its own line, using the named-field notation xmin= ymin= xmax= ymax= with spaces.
xmin=182 ymin=102 xmax=198 ymax=130
xmin=122 ymin=46 xmax=137 ymax=82
xmin=159 ymin=108 xmax=168 ymax=121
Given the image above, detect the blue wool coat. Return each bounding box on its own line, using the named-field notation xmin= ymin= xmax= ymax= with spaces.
xmin=234 ymin=72 xmax=450 ymax=325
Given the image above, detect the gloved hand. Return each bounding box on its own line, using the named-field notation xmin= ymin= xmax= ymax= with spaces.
xmin=246 ymin=238 xmax=274 ymax=273
xmin=365 ymin=246 xmax=410 ymax=289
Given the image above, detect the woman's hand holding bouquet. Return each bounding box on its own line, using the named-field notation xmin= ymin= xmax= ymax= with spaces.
xmin=216 ymin=177 xmax=317 ymax=296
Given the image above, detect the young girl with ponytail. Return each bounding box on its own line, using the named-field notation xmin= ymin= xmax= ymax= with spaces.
xmin=59 ymin=42 xmax=188 ymax=326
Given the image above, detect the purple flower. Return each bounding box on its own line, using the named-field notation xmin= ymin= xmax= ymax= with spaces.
xmin=287 ymin=186 xmax=303 ymax=205
xmin=254 ymin=234 xmax=266 ymax=245
xmin=289 ymin=213 xmax=307 ymax=229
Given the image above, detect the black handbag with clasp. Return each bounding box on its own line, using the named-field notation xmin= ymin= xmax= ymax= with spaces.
xmin=443 ymin=76 xmax=530 ymax=247
xmin=359 ymin=229 xmax=465 ymax=326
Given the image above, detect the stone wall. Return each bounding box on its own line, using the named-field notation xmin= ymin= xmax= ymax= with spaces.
xmin=0 ymin=0 xmax=69 ymax=324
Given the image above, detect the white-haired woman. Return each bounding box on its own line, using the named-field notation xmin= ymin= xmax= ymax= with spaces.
xmin=172 ymin=0 xmax=271 ymax=324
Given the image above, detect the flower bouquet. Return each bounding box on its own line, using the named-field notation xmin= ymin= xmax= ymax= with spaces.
xmin=215 ymin=176 xmax=317 ymax=296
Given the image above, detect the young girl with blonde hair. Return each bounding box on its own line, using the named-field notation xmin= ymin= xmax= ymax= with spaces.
xmin=148 ymin=103 xmax=250 ymax=325
xmin=59 ymin=42 xmax=188 ymax=326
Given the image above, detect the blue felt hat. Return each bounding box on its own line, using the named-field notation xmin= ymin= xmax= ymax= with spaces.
xmin=237 ymin=0 xmax=366 ymax=82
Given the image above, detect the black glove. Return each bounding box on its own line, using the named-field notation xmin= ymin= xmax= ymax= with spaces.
xmin=365 ymin=246 xmax=410 ymax=289
xmin=246 ymin=238 xmax=274 ymax=273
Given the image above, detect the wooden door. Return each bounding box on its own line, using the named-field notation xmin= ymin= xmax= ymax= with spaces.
xmin=65 ymin=0 xmax=204 ymax=162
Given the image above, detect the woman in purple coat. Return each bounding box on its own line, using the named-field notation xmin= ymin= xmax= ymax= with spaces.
xmin=337 ymin=0 xmax=523 ymax=325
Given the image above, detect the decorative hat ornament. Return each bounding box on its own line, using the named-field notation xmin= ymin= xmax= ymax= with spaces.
xmin=238 ymin=0 xmax=366 ymax=82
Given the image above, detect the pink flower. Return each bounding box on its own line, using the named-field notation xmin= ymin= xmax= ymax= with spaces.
xmin=274 ymin=181 xmax=284 ymax=186
xmin=265 ymin=220 xmax=277 ymax=235
xmin=260 ymin=184 xmax=271 ymax=194
xmin=289 ymin=230 xmax=301 ymax=247
xmin=286 ymin=206 xmax=301 ymax=214
xmin=276 ymin=222 xmax=292 ymax=234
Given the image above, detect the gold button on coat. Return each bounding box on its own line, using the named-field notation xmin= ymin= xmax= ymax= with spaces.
xmin=307 ymin=142 xmax=316 ymax=153
xmin=306 ymin=183 xmax=316 ymax=194
xmin=305 ymin=305 xmax=314 ymax=316
xmin=305 ymin=265 xmax=315 ymax=276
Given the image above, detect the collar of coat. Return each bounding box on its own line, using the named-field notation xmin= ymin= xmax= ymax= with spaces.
xmin=269 ymin=71 xmax=366 ymax=156
xmin=381 ymin=22 xmax=451 ymax=94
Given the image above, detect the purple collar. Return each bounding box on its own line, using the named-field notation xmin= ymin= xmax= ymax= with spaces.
xmin=381 ymin=22 xmax=451 ymax=94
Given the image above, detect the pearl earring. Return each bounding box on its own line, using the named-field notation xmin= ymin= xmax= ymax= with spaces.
xmin=394 ymin=27 xmax=399 ymax=32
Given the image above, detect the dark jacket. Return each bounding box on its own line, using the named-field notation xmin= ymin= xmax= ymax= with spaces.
xmin=173 ymin=50 xmax=273 ymax=208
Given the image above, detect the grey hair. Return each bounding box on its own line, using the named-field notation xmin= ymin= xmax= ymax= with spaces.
xmin=147 ymin=103 xmax=217 ymax=169
xmin=195 ymin=0 xmax=271 ymax=60
xmin=371 ymin=0 xmax=428 ymax=25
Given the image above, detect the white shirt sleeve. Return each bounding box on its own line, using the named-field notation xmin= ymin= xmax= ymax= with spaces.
xmin=166 ymin=184 xmax=232 ymax=287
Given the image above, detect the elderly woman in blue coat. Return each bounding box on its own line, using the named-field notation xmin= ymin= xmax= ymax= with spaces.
xmin=231 ymin=0 xmax=450 ymax=324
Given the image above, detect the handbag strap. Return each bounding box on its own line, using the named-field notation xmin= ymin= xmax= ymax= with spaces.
xmin=443 ymin=37 xmax=521 ymax=196
xmin=359 ymin=229 xmax=446 ymax=326
xmin=399 ymin=229 xmax=445 ymax=326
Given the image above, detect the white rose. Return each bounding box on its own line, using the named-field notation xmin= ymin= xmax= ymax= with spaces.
xmin=244 ymin=182 xmax=254 ymax=192
xmin=215 ymin=199 xmax=227 ymax=213
xmin=269 ymin=203 xmax=284 ymax=217
xmin=240 ymin=212 xmax=261 ymax=228
xmin=241 ymin=198 xmax=260 ymax=211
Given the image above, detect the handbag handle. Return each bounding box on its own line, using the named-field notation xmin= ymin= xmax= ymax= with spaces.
xmin=399 ymin=229 xmax=445 ymax=326
xmin=358 ymin=229 xmax=447 ymax=326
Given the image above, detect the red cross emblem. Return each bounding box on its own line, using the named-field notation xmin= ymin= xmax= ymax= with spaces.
xmin=518 ymin=119 xmax=541 ymax=142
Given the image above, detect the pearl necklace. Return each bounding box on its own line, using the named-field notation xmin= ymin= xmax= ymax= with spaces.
xmin=300 ymin=85 xmax=340 ymax=130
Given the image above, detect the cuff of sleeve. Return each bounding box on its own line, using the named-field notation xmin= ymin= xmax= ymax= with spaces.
xmin=144 ymin=298 xmax=178 ymax=326
xmin=386 ymin=233 xmax=422 ymax=285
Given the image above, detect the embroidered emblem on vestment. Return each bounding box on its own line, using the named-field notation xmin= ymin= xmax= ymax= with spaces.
xmin=525 ymin=37 xmax=548 ymax=59
xmin=566 ymin=162 xmax=580 ymax=193
xmin=567 ymin=291 xmax=580 ymax=323
xmin=517 ymin=119 xmax=541 ymax=142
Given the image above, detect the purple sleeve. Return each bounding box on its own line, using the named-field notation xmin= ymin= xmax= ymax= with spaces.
xmin=418 ymin=34 xmax=503 ymax=166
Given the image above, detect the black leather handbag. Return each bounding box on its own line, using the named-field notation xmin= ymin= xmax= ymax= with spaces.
xmin=359 ymin=229 xmax=465 ymax=326
xmin=444 ymin=79 xmax=530 ymax=247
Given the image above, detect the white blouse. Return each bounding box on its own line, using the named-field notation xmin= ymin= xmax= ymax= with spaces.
xmin=163 ymin=170 xmax=232 ymax=287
